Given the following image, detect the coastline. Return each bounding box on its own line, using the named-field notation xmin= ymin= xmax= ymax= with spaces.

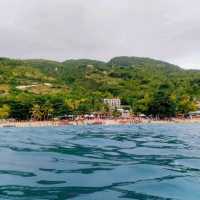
xmin=1 ymin=118 xmax=200 ymax=128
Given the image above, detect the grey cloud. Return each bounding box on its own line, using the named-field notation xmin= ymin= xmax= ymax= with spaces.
xmin=0 ymin=0 xmax=199 ymax=69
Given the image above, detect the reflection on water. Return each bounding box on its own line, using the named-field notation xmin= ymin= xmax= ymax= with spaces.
xmin=0 ymin=124 xmax=200 ymax=199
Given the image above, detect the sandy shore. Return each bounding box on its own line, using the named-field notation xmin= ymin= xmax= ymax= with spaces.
xmin=0 ymin=118 xmax=200 ymax=128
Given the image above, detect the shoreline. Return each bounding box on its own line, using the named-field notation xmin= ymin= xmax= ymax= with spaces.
xmin=1 ymin=118 xmax=200 ymax=128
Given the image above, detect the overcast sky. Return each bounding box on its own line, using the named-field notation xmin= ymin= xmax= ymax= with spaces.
xmin=0 ymin=0 xmax=200 ymax=69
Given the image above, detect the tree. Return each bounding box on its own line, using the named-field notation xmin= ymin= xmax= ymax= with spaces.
xmin=147 ymin=84 xmax=177 ymax=118
xmin=65 ymin=99 xmax=82 ymax=114
xmin=41 ymin=103 xmax=54 ymax=120
xmin=31 ymin=103 xmax=54 ymax=121
xmin=0 ymin=105 xmax=10 ymax=119
xmin=31 ymin=104 xmax=42 ymax=121
xmin=132 ymin=93 xmax=152 ymax=115
xmin=177 ymin=95 xmax=197 ymax=114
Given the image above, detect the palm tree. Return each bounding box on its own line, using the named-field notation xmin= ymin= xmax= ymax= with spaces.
xmin=41 ymin=104 xmax=54 ymax=120
xmin=31 ymin=104 xmax=42 ymax=121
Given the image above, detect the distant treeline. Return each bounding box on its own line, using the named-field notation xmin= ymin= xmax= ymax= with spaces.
xmin=0 ymin=56 xmax=199 ymax=120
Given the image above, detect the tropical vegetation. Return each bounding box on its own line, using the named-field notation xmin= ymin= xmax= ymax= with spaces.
xmin=0 ymin=56 xmax=199 ymax=120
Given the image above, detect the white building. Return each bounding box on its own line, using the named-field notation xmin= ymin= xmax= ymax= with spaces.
xmin=103 ymin=98 xmax=121 ymax=109
xmin=189 ymin=111 xmax=200 ymax=117
xmin=117 ymin=108 xmax=130 ymax=118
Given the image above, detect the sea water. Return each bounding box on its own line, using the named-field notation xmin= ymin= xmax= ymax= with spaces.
xmin=0 ymin=124 xmax=200 ymax=199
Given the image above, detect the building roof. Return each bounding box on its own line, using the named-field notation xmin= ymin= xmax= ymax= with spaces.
xmin=189 ymin=111 xmax=200 ymax=115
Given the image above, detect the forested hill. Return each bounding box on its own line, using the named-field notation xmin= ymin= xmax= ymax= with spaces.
xmin=0 ymin=56 xmax=199 ymax=119
xmin=109 ymin=56 xmax=181 ymax=70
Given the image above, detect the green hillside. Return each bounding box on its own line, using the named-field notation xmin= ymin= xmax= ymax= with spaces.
xmin=0 ymin=56 xmax=199 ymax=120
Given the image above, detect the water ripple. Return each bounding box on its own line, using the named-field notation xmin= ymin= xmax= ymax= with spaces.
xmin=0 ymin=124 xmax=200 ymax=199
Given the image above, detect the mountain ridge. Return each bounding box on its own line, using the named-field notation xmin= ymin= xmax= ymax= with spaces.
xmin=0 ymin=56 xmax=196 ymax=71
xmin=0 ymin=55 xmax=199 ymax=119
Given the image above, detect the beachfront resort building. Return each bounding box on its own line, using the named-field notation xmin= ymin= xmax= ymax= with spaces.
xmin=103 ymin=98 xmax=130 ymax=118
xmin=103 ymin=98 xmax=121 ymax=109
